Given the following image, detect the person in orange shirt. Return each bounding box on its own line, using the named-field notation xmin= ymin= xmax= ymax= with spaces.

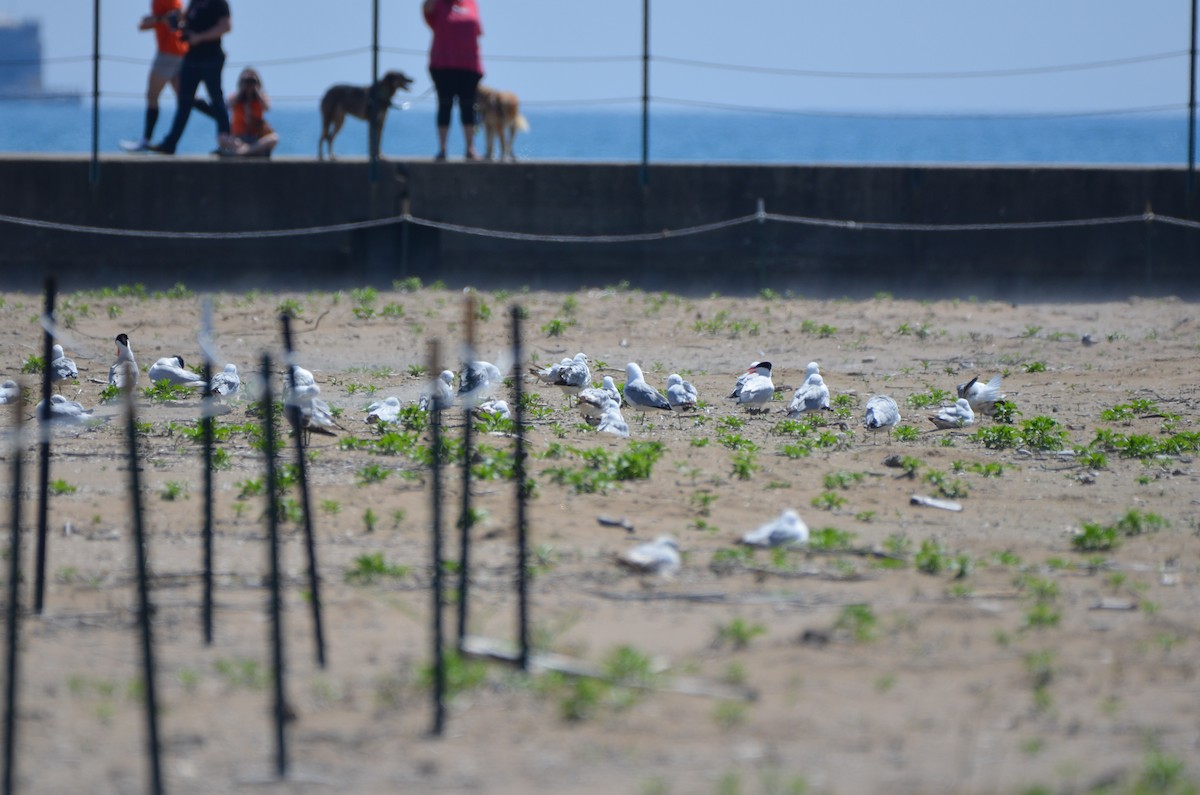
xmin=222 ymin=67 xmax=279 ymax=157
xmin=123 ymin=0 xmax=189 ymax=151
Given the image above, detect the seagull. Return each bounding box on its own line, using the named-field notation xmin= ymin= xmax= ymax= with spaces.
xmin=552 ymin=353 xmax=590 ymax=397
xmin=475 ymin=398 xmax=511 ymax=421
xmin=0 ymin=380 xmax=19 ymax=405
xmin=366 ymin=395 xmax=403 ymax=424
xmin=108 ymin=333 xmax=138 ymax=393
xmin=622 ymin=362 xmax=672 ymax=419
xmin=458 ymin=360 xmax=503 ymax=407
xmin=862 ymin=394 xmax=901 ymax=441
xmin=49 ymin=344 xmax=79 ymax=387
xmin=732 ymin=361 xmax=774 ymax=413
xmin=666 ymin=373 xmax=698 ymax=412
xmin=727 ymin=360 xmax=769 ymax=400
xmin=418 ymin=370 xmax=456 ymax=412
xmin=740 ymin=509 xmax=810 ymax=548
xmin=597 ymin=398 xmax=630 ymax=437
xmin=36 ymin=394 xmax=92 ymax=425
xmin=787 ymin=372 xmax=831 ymax=418
xmin=577 ymin=375 xmax=621 ymax=424
xmin=616 ymin=535 xmax=681 ymax=577
xmin=283 ymin=364 xmax=319 ymax=403
xmin=928 ymin=397 xmax=975 ymax=430
xmin=210 ymin=363 xmax=241 ymax=398
xmin=148 ymin=356 xmax=206 ymax=388
xmin=302 ymin=396 xmax=340 ymax=438
xmin=529 ymin=354 xmax=573 ymax=385
xmin=956 ymin=374 xmax=1005 ymax=416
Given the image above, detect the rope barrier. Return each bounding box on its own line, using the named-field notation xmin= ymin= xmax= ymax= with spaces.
xmin=0 ymin=208 xmax=1175 ymax=243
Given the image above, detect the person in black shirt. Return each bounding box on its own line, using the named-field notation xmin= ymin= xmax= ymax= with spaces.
xmin=149 ymin=0 xmax=233 ymax=155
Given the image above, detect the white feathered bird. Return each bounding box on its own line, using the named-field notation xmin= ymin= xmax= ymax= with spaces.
xmin=957 ymin=374 xmax=1005 ymax=416
xmin=928 ymin=397 xmax=975 ymax=430
xmin=148 ymin=356 xmax=206 ymax=388
xmin=617 ymin=536 xmax=681 ymax=577
xmin=862 ymin=394 xmax=901 ymax=440
xmin=577 ymin=375 xmax=621 ymax=424
xmin=740 ymin=509 xmax=810 ymax=548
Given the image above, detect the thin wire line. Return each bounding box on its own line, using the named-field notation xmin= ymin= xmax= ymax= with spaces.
xmin=652 ymin=50 xmax=1188 ymax=79
xmin=0 ymin=209 xmax=1172 ymax=242
xmin=652 ymin=96 xmax=1190 ymax=120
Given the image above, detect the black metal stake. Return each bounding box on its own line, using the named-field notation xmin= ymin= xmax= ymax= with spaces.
xmin=280 ymin=315 xmax=326 ymax=669
xmin=512 ymin=306 xmax=530 ymax=671
xmin=3 ymin=389 xmax=24 ymax=795
xmin=429 ymin=341 xmax=446 ymax=737
xmin=260 ymin=354 xmax=288 ymax=779
xmin=456 ymin=295 xmax=476 ymax=651
xmin=33 ymin=277 xmax=55 ymax=614
xmin=201 ymin=360 xmax=214 ymax=645
xmin=125 ymin=395 xmax=164 ymax=795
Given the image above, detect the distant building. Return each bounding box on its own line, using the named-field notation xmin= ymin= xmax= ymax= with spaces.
xmin=0 ymin=16 xmax=81 ymax=102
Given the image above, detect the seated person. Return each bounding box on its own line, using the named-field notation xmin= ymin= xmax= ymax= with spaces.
xmin=223 ymin=67 xmax=279 ymax=157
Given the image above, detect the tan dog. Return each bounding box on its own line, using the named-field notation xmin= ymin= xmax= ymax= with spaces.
xmin=475 ymin=85 xmax=529 ymax=161
xmin=317 ymin=70 xmax=414 ymax=160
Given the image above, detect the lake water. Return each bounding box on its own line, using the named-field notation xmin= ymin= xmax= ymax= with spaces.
xmin=0 ymin=100 xmax=1194 ymax=166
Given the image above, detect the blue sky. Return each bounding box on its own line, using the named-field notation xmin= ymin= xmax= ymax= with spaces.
xmin=0 ymin=0 xmax=1192 ymax=115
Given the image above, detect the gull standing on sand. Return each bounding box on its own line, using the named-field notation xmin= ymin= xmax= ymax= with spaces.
xmin=862 ymin=394 xmax=901 ymax=441
xmin=928 ymin=397 xmax=975 ymax=430
xmin=616 ymin=536 xmax=681 ymax=577
xmin=458 ymin=360 xmax=503 ymax=407
xmin=108 ymin=333 xmax=138 ymax=394
xmin=731 ymin=361 xmax=774 ymax=412
xmin=597 ymin=398 xmax=630 ymax=438
xmin=50 ymin=344 xmax=78 ymax=388
xmin=366 ymin=395 xmax=403 ymax=424
xmin=666 ymin=373 xmax=699 ymax=412
xmin=577 ymin=375 xmax=621 ymax=424
xmin=148 ymin=356 xmax=206 ymax=388
xmin=787 ymin=367 xmax=831 ymax=418
xmin=727 ymin=360 xmax=768 ymax=400
xmin=957 ymin=374 xmax=1005 ymax=416
xmin=622 ymin=362 xmax=672 ymax=419
xmin=552 ymin=353 xmax=590 ymax=397
xmin=419 ymin=370 xmax=456 ymax=412
xmin=210 ymin=363 xmax=241 ymax=398
xmin=740 ymin=509 xmax=810 ymax=548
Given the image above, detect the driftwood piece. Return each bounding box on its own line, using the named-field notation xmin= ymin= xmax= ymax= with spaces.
xmin=911 ymin=494 xmax=963 ymax=512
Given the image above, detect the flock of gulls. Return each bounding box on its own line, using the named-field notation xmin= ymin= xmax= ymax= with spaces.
xmin=4 ymin=333 xmax=1008 ymax=579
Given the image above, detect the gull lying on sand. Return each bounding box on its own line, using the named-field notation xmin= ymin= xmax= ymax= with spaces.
xmin=597 ymin=398 xmax=630 ymax=437
xmin=928 ymin=397 xmax=975 ymax=430
xmin=577 ymin=376 xmax=621 ymax=424
xmin=617 ymin=535 xmax=681 ymax=577
xmin=148 ymin=356 xmax=206 ymax=388
xmin=458 ymin=360 xmax=503 ymax=407
xmin=740 ymin=509 xmax=809 ymax=548
xmin=0 ymin=380 xmax=19 ymax=405
xmin=366 ymin=395 xmax=402 ymax=424
xmin=475 ymin=398 xmax=511 ymax=421
xmin=37 ymin=394 xmax=92 ymax=425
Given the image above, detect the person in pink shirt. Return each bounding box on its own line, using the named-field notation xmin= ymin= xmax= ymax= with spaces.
xmin=422 ymin=0 xmax=484 ymax=161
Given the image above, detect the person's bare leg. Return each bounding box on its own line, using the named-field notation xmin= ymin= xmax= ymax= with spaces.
xmin=436 ymin=125 xmax=449 ymax=160
xmin=464 ymin=124 xmax=477 ymax=159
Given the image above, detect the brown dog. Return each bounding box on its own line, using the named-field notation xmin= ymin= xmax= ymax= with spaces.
xmin=475 ymin=85 xmax=529 ymax=161
xmin=317 ymin=70 xmax=414 ymax=160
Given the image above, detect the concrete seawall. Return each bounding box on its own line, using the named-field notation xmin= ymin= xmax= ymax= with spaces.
xmin=0 ymin=155 xmax=1196 ymax=299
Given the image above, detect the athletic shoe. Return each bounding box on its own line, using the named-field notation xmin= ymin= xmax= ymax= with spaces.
xmin=118 ymin=139 xmax=149 ymax=153
xmin=146 ymin=143 xmax=175 ymax=155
